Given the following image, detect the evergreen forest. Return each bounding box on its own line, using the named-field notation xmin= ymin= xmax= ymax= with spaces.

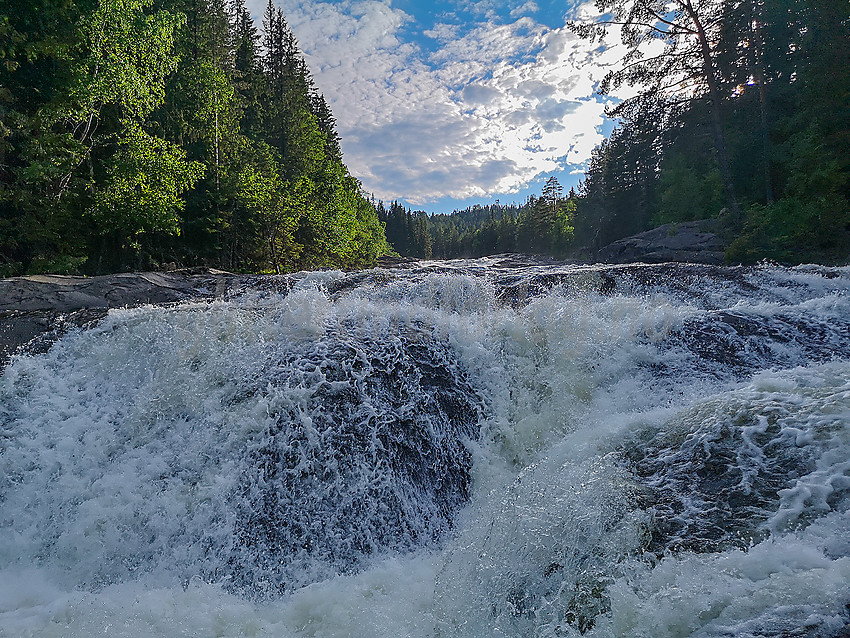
xmin=377 ymin=177 xmax=578 ymax=260
xmin=1 ymin=0 xmax=848 ymax=274
xmin=383 ymin=0 xmax=850 ymax=265
xmin=0 ymin=0 xmax=389 ymax=275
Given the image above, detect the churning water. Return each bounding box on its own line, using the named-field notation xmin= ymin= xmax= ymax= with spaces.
xmin=1 ymin=258 xmax=849 ymax=637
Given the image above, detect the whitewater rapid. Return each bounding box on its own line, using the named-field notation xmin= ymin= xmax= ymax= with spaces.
xmin=1 ymin=258 xmax=849 ymax=637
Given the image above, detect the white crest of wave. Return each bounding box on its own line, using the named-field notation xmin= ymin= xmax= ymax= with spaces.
xmin=1 ymin=261 xmax=849 ymax=637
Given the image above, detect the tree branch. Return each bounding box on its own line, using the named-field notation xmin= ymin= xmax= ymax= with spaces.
xmin=634 ymin=0 xmax=697 ymax=34
xmin=596 ymin=19 xmax=692 ymax=38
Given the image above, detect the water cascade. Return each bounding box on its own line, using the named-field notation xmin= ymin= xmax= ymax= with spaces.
xmin=1 ymin=258 xmax=849 ymax=637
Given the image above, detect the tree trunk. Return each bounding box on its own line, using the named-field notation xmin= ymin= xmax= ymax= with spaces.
xmin=684 ymin=0 xmax=741 ymax=221
xmin=752 ymin=5 xmax=775 ymax=204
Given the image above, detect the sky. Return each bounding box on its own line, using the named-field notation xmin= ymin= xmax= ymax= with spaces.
xmin=245 ymin=0 xmax=627 ymax=213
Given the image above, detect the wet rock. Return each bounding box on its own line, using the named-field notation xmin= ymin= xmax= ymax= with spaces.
xmin=0 ymin=269 xmax=243 ymax=366
xmin=226 ymin=328 xmax=483 ymax=596
xmin=624 ymin=415 xmax=812 ymax=555
xmin=677 ymin=310 xmax=850 ymax=375
xmin=0 ymin=308 xmax=110 ymax=362
xmin=0 ymin=269 xmax=242 ymax=313
xmin=376 ymin=255 xmax=420 ymax=268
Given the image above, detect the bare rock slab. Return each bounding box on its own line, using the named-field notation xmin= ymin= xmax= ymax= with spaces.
xmin=596 ymin=220 xmax=727 ymax=265
xmin=0 ymin=269 xmax=242 ymax=366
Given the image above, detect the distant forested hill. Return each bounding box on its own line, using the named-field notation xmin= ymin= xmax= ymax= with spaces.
xmin=379 ymin=178 xmax=577 ymax=260
xmin=0 ymin=0 xmax=389 ymax=275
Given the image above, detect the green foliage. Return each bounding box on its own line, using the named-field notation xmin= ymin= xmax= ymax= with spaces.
xmin=571 ymin=0 xmax=740 ymax=217
xmin=182 ymin=61 xmax=237 ymax=148
xmin=382 ymin=201 xmax=431 ymax=258
xmin=728 ymin=194 xmax=850 ymax=264
xmin=1 ymin=0 xmax=389 ymax=274
xmin=569 ymin=0 xmax=850 ymax=265
xmin=26 ymin=254 xmax=88 ymax=275
xmin=552 ymin=198 xmax=576 ymax=253
xmin=655 ymin=155 xmax=723 ymax=225
xmin=382 ymin=180 xmax=575 ymax=260
xmin=88 ymin=125 xmax=204 ymax=237
xmin=575 ymin=100 xmax=663 ymax=250
xmin=67 ymin=0 xmax=183 ymax=122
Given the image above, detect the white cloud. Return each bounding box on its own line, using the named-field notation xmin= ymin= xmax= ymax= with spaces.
xmin=246 ymin=0 xmax=623 ymax=205
xmin=423 ymin=23 xmax=461 ymax=42
xmin=510 ymin=1 xmax=539 ymax=18
xmin=455 ymin=0 xmax=500 ymax=20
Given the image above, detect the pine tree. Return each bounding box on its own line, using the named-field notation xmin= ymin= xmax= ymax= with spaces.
xmin=310 ymin=91 xmax=342 ymax=161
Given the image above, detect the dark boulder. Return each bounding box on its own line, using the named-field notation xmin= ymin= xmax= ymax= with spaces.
xmin=596 ymin=220 xmax=727 ymax=265
xmin=225 ymin=328 xmax=483 ymax=596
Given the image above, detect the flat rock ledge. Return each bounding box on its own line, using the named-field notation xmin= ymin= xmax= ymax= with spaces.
xmin=0 ymin=268 xmax=246 ymax=367
xmin=596 ymin=220 xmax=727 ymax=265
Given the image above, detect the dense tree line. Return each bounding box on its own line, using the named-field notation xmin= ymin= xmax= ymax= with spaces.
xmin=573 ymin=0 xmax=850 ymax=264
xmin=378 ymin=200 xmax=432 ymax=258
xmin=382 ymin=177 xmax=576 ymax=259
xmin=0 ymin=0 xmax=388 ymax=275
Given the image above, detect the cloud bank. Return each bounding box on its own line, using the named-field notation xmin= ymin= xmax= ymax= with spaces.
xmin=248 ymin=0 xmax=621 ymax=206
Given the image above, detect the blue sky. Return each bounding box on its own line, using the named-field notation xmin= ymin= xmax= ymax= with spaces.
xmin=246 ymin=0 xmax=626 ymax=213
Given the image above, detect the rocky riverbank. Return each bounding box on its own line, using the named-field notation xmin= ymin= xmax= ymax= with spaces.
xmin=0 ymin=269 xmax=246 ymax=366
xmin=596 ymin=220 xmax=727 ymax=265
xmin=0 ymin=236 xmax=730 ymax=367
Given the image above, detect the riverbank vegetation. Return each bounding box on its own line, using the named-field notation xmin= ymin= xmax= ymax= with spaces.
xmin=0 ymin=0 xmax=388 ymax=276
xmin=575 ymin=0 xmax=849 ymax=265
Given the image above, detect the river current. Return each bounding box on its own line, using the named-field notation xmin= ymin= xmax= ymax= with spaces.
xmin=1 ymin=257 xmax=849 ymax=637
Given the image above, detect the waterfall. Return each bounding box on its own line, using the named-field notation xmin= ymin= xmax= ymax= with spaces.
xmin=2 ymin=259 xmax=849 ymax=637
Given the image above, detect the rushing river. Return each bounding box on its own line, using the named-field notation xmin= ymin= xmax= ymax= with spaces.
xmin=1 ymin=257 xmax=849 ymax=637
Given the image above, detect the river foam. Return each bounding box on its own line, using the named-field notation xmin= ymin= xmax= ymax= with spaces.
xmin=1 ymin=259 xmax=848 ymax=636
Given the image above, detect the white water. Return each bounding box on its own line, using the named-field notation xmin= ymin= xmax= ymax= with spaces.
xmin=1 ymin=259 xmax=849 ymax=637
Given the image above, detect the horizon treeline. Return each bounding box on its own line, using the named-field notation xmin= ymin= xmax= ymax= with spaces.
xmin=378 ymin=176 xmax=577 ymax=259
xmin=385 ymin=0 xmax=849 ymax=265
xmin=0 ymin=0 xmax=389 ymax=276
